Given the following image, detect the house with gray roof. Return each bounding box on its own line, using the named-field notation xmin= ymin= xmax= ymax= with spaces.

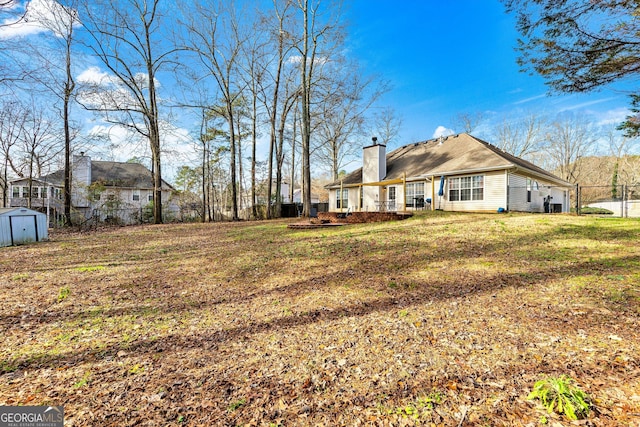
xmin=326 ymin=133 xmax=573 ymax=214
xmin=9 ymin=153 xmax=176 ymax=224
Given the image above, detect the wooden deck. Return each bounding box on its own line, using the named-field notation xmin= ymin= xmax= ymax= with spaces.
xmin=287 ymin=211 xmax=413 ymax=229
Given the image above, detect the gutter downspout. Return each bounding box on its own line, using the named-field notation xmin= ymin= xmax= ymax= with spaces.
xmin=505 ymin=170 xmax=509 ymax=212
xmin=340 ymin=180 xmax=343 ymax=213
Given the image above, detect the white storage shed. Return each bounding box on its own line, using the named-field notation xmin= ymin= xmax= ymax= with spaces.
xmin=0 ymin=208 xmax=49 ymax=247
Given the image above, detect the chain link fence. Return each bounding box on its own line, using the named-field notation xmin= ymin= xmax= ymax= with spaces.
xmin=576 ymin=184 xmax=640 ymax=217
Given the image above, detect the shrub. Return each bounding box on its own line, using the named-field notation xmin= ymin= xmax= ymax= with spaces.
xmin=528 ymin=375 xmax=591 ymax=420
xmin=579 ymin=207 xmax=614 ymax=215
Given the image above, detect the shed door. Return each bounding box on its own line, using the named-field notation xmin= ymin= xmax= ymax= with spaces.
xmin=10 ymin=215 xmax=37 ymax=244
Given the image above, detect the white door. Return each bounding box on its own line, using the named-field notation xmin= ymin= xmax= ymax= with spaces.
xmin=11 ymin=215 xmax=37 ymax=244
xmin=388 ymin=186 xmax=396 ymax=210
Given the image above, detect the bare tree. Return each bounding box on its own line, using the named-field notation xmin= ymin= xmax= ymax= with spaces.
xmin=180 ymin=0 xmax=251 ymax=221
xmin=314 ymin=66 xmax=387 ymax=181
xmin=258 ymin=0 xmax=296 ymax=219
xmin=23 ymin=0 xmax=81 ymax=225
xmin=0 ymin=1 xmax=33 ymax=89
xmin=0 ymin=99 xmax=28 ymax=206
xmin=370 ymin=106 xmax=402 ymax=147
xmin=452 ymin=111 xmax=485 ymax=134
xmin=80 ymin=0 xmax=176 ymax=224
xmin=238 ymin=6 xmax=270 ymax=219
xmin=545 ymin=113 xmax=597 ymax=183
xmin=294 ymin=0 xmax=342 ymax=217
xmin=494 ymin=112 xmax=547 ymax=159
xmin=17 ymin=103 xmax=62 ymax=209
xmin=605 ymin=126 xmax=640 ymax=196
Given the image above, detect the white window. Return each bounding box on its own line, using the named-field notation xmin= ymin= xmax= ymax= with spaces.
xmin=12 ymin=186 xmax=19 ymax=198
xmin=449 ymin=175 xmax=484 ymax=201
xmin=132 ymin=192 xmax=140 ymax=201
xmin=148 ymin=193 xmax=154 ymax=202
xmin=336 ymin=189 xmax=348 ymax=209
xmin=405 ymin=182 xmax=425 ymax=208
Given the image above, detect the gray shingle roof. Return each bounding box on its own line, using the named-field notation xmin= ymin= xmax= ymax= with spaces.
xmin=38 ymin=161 xmax=173 ymax=189
xmin=327 ymin=133 xmax=571 ymax=188
xmin=91 ymin=161 xmax=157 ymax=188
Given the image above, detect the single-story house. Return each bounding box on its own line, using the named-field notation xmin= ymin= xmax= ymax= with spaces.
xmin=9 ymin=153 xmax=177 ymax=224
xmin=0 ymin=207 xmax=48 ymax=247
xmin=325 ymin=133 xmax=573 ymax=214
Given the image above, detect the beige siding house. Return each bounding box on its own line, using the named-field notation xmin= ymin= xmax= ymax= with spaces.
xmin=326 ymin=133 xmax=573 ymax=214
xmin=9 ymin=153 xmax=176 ymax=224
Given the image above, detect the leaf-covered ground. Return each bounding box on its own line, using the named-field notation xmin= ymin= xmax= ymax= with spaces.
xmin=1 ymin=212 xmax=639 ymax=426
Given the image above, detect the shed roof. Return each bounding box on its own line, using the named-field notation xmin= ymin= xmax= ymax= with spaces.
xmin=327 ymin=133 xmax=572 ymax=188
xmin=0 ymin=207 xmax=47 ymax=216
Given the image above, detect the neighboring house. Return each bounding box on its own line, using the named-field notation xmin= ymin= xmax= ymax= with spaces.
xmin=285 ymin=188 xmax=320 ymax=204
xmin=259 ymin=180 xmax=320 ymax=204
xmin=326 ymin=133 xmax=573 ymax=214
xmin=9 ymin=153 xmax=176 ymax=224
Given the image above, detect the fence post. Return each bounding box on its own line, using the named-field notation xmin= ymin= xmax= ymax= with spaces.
xmin=575 ymin=184 xmax=580 ymax=215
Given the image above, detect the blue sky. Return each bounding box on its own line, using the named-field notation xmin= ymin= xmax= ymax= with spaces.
xmin=1 ymin=0 xmax=634 ymax=181
xmin=344 ymin=0 xmax=632 ymax=147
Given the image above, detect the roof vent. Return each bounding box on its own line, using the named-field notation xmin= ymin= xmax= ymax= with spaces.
xmin=372 ymin=136 xmax=378 ymax=145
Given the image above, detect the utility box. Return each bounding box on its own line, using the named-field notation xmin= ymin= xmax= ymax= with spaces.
xmin=0 ymin=208 xmax=49 ymax=247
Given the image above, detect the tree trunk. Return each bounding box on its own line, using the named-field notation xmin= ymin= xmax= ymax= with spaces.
xmin=290 ymin=109 xmax=297 ymax=203
xmin=228 ymin=107 xmax=239 ymax=221
xmin=299 ymin=0 xmax=312 ymax=217
xmin=251 ymin=93 xmax=257 ymax=219
xmin=63 ymin=35 xmax=74 ymax=227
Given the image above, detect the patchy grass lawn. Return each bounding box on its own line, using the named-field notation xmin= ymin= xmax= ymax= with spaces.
xmin=0 ymin=212 xmax=639 ymax=426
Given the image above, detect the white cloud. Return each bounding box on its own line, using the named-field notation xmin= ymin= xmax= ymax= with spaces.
xmin=77 ymin=66 xmax=111 ymax=85
xmin=512 ymin=94 xmax=546 ymax=105
xmin=432 ymin=125 xmax=454 ymax=139
xmin=77 ymin=67 xmax=141 ymax=112
xmin=0 ymin=0 xmax=78 ymax=39
xmin=593 ymin=107 xmax=630 ymax=127
xmin=77 ymin=66 xmax=161 ymax=111
xmin=558 ymin=97 xmax=618 ymax=112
